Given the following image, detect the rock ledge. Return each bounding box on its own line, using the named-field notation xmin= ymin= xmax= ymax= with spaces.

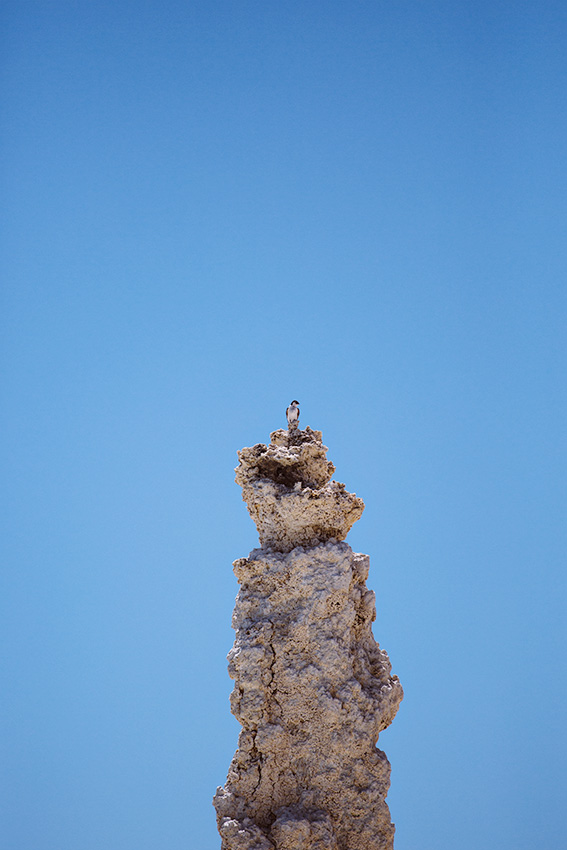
xmin=235 ymin=427 xmax=364 ymax=553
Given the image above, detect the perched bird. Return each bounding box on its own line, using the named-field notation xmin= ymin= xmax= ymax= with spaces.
xmin=286 ymin=400 xmax=300 ymax=427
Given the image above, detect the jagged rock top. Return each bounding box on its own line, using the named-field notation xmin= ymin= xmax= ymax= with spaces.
xmin=235 ymin=427 xmax=364 ymax=553
xmin=235 ymin=427 xmax=335 ymax=490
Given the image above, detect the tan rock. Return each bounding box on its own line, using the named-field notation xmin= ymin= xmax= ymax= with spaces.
xmin=235 ymin=428 xmax=364 ymax=553
xmin=214 ymin=428 xmax=403 ymax=850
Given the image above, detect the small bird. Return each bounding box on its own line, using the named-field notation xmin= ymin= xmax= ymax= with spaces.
xmin=286 ymin=400 xmax=300 ymax=427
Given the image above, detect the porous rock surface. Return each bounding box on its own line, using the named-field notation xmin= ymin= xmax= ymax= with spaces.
xmin=214 ymin=427 xmax=403 ymax=850
xmin=235 ymin=427 xmax=364 ymax=553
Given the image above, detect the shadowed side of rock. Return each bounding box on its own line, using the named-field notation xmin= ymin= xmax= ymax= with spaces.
xmin=214 ymin=428 xmax=403 ymax=850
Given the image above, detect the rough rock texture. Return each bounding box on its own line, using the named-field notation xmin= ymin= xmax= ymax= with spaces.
xmin=235 ymin=427 xmax=364 ymax=553
xmin=214 ymin=427 xmax=403 ymax=850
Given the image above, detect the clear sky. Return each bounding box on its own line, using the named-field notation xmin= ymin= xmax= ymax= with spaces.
xmin=1 ymin=2 xmax=566 ymax=848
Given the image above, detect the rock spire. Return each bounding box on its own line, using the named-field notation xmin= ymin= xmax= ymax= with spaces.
xmin=213 ymin=426 xmax=403 ymax=850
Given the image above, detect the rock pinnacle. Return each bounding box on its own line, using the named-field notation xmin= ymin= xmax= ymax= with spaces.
xmin=213 ymin=425 xmax=403 ymax=850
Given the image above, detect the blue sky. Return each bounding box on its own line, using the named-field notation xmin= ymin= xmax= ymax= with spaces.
xmin=1 ymin=2 xmax=565 ymax=848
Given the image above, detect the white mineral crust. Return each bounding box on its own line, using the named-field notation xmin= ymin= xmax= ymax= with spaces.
xmin=214 ymin=427 xmax=403 ymax=850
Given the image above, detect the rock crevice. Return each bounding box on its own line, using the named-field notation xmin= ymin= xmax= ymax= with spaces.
xmin=214 ymin=427 xmax=402 ymax=850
